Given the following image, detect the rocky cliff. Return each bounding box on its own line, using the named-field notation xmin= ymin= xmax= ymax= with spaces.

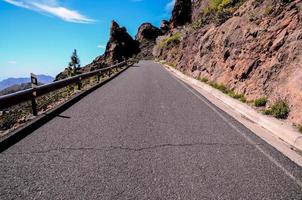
xmin=135 ymin=23 xmax=163 ymax=59
xmin=84 ymin=20 xmax=140 ymax=71
xmin=170 ymin=0 xmax=192 ymax=28
xmin=154 ymin=0 xmax=302 ymax=125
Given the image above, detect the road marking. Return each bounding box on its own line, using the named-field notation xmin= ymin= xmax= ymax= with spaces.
xmin=166 ymin=67 xmax=302 ymax=188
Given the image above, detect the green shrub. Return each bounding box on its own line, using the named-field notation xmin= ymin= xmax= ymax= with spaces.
xmin=228 ymin=90 xmax=243 ymax=99
xmin=160 ymin=32 xmax=182 ymax=48
xmin=209 ymin=82 xmax=230 ymax=94
xmin=227 ymin=90 xmax=246 ymax=102
xmin=298 ymin=124 xmax=302 ymax=134
xmin=202 ymin=0 xmax=246 ymax=24
xmin=264 ymin=100 xmax=289 ymax=119
xmin=200 ymin=77 xmax=209 ymax=83
xmin=167 ymin=62 xmax=176 ymax=68
xmin=206 ymin=80 xmax=247 ymax=102
xmin=254 ymin=97 xmax=267 ymax=107
xmin=239 ymin=96 xmax=247 ymax=103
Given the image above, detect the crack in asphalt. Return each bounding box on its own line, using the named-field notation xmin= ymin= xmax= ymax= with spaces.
xmin=2 ymin=142 xmax=258 ymax=156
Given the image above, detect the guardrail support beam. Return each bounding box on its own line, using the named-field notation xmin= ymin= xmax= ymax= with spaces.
xmin=77 ymin=77 xmax=82 ymax=90
xmin=97 ymin=73 xmax=101 ymax=83
xmin=31 ymin=98 xmax=38 ymax=116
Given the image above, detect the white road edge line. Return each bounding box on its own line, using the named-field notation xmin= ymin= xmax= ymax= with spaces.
xmin=166 ymin=66 xmax=302 ymax=188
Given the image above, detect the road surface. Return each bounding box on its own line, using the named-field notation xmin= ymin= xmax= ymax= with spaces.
xmin=1 ymin=61 xmax=302 ymax=199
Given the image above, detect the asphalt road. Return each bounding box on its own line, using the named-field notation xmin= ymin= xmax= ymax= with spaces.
xmin=1 ymin=61 xmax=302 ymax=199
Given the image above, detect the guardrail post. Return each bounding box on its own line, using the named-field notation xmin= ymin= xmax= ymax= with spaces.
xmin=31 ymin=92 xmax=38 ymax=116
xmin=77 ymin=77 xmax=82 ymax=90
xmin=97 ymin=72 xmax=101 ymax=83
xmin=30 ymin=73 xmax=38 ymax=116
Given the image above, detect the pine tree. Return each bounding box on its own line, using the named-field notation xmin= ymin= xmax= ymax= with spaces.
xmin=68 ymin=49 xmax=81 ymax=77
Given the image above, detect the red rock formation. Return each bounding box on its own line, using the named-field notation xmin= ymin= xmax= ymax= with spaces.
xmin=154 ymin=0 xmax=302 ymax=124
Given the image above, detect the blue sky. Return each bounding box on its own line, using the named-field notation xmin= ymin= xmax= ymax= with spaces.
xmin=0 ymin=0 xmax=175 ymax=80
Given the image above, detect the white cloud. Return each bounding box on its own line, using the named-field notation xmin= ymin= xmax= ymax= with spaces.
xmin=8 ymin=61 xmax=17 ymax=64
xmin=4 ymin=0 xmax=30 ymax=8
xmin=3 ymin=0 xmax=95 ymax=24
xmin=97 ymin=44 xmax=106 ymax=49
xmin=165 ymin=0 xmax=175 ymax=11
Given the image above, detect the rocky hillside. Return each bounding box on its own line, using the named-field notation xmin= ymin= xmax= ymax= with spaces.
xmin=135 ymin=23 xmax=163 ymax=59
xmin=153 ymin=0 xmax=302 ymax=125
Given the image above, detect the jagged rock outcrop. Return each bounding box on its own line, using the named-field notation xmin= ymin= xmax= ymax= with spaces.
xmin=154 ymin=0 xmax=302 ymax=125
xmin=135 ymin=23 xmax=163 ymax=59
xmin=85 ymin=21 xmax=139 ymax=71
xmin=98 ymin=21 xmax=140 ymax=65
xmin=170 ymin=0 xmax=192 ymax=28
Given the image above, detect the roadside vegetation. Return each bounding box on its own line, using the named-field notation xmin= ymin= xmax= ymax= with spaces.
xmin=263 ymin=100 xmax=290 ymax=119
xmin=199 ymin=77 xmax=209 ymax=83
xmin=159 ymin=32 xmax=182 ymax=49
xmin=298 ymin=124 xmax=302 ymax=134
xmin=198 ymin=77 xmax=247 ymax=102
xmin=166 ymin=62 xmax=177 ymax=68
xmin=163 ymin=63 xmax=302 ymax=133
xmin=254 ymin=97 xmax=267 ymax=107
xmin=192 ymin=0 xmax=246 ymax=29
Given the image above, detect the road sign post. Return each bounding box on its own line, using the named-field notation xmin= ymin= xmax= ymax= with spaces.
xmin=30 ymin=73 xmax=38 ymax=116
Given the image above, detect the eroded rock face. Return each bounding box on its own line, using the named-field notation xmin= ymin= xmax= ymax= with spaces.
xmin=170 ymin=0 xmax=192 ymax=28
xmin=136 ymin=23 xmax=162 ymax=41
xmin=135 ymin=23 xmax=163 ymax=59
xmin=103 ymin=21 xmax=140 ymax=64
xmin=86 ymin=21 xmax=139 ymax=70
xmin=155 ymin=0 xmax=302 ymax=124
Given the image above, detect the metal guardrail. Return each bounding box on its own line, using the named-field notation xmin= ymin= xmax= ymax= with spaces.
xmin=0 ymin=60 xmax=133 ymax=113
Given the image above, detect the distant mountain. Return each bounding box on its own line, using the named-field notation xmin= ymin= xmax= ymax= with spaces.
xmin=0 ymin=75 xmax=54 ymax=90
xmin=0 ymin=83 xmax=32 ymax=96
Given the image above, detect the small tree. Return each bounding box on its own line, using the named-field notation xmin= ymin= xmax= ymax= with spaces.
xmin=68 ymin=49 xmax=81 ymax=76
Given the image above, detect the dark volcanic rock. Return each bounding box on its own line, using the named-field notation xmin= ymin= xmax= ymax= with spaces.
xmin=170 ymin=0 xmax=192 ymax=28
xmin=160 ymin=20 xmax=170 ymax=34
xmin=98 ymin=21 xmax=140 ymax=65
xmin=136 ymin=23 xmax=162 ymax=42
xmin=85 ymin=20 xmax=140 ymax=71
xmin=135 ymin=23 xmax=163 ymax=59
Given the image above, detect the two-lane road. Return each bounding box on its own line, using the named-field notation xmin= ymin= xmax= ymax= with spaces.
xmin=1 ymin=61 xmax=301 ymax=199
